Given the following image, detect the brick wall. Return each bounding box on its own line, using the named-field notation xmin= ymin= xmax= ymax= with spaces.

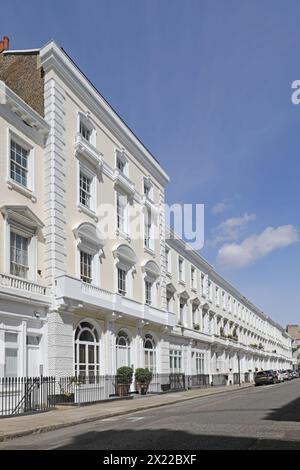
xmin=0 ymin=52 xmax=44 ymax=116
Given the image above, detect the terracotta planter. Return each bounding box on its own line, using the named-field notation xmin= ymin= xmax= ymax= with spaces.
xmin=116 ymin=383 xmax=130 ymax=397
xmin=135 ymin=382 xmax=149 ymax=395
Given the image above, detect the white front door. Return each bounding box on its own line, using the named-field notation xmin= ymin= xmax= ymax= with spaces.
xmin=27 ymin=346 xmax=40 ymax=377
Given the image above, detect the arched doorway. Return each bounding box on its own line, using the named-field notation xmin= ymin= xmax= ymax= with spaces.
xmin=74 ymin=321 xmax=100 ymax=378
xmin=116 ymin=330 xmax=131 ymax=369
xmin=143 ymin=333 xmax=156 ymax=373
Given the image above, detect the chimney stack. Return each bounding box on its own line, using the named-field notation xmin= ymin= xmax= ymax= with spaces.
xmin=0 ymin=36 xmax=9 ymax=53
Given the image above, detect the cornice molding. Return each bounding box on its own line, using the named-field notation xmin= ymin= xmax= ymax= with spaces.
xmin=165 ymin=226 xmax=287 ymax=335
xmin=0 ymin=81 xmax=50 ymax=146
xmin=40 ymin=41 xmax=169 ymax=187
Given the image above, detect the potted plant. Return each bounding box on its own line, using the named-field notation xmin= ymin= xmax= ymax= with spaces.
xmin=115 ymin=366 xmax=133 ymax=396
xmin=135 ymin=368 xmax=153 ymax=395
xmin=193 ymin=323 xmax=200 ymax=330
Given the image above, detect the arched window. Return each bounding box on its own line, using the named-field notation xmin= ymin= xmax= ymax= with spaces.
xmin=144 ymin=334 xmax=156 ymax=373
xmin=74 ymin=321 xmax=100 ymax=378
xmin=116 ymin=330 xmax=131 ymax=369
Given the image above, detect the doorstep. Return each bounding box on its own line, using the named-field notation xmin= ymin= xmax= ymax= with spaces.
xmin=0 ymin=382 xmax=253 ymax=443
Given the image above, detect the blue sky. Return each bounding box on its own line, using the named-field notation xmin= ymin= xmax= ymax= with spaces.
xmin=1 ymin=0 xmax=299 ymax=326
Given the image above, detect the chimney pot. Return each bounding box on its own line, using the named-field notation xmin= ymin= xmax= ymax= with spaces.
xmin=0 ymin=36 xmax=9 ymax=53
xmin=3 ymin=36 xmax=9 ymax=50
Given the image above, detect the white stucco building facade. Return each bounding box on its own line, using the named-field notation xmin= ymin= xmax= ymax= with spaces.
xmin=0 ymin=39 xmax=292 ymax=385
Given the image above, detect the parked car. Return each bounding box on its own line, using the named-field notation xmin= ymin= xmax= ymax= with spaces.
xmin=287 ymin=369 xmax=294 ymax=380
xmin=282 ymin=370 xmax=289 ymax=381
xmin=255 ymin=370 xmax=278 ymax=386
xmin=276 ymin=371 xmax=284 ymax=382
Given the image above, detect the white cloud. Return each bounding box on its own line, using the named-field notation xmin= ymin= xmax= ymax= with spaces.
xmin=207 ymin=212 xmax=256 ymax=247
xmin=212 ymin=201 xmax=230 ymax=215
xmin=217 ymin=225 xmax=299 ymax=268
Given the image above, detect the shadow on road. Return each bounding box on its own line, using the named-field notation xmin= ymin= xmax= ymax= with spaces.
xmin=265 ymin=396 xmax=300 ymax=422
xmin=55 ymin=429 xmax=300 ymax=450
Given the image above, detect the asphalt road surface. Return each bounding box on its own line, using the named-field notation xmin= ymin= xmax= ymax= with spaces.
xmin=1 ymin=379 xmax=300 ymax=450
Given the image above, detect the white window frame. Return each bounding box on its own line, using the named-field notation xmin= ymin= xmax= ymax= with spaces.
xmin=165 ymin=247 xmax=171 ymax=274
xmin=76 ymin=247 xmax=99 ymax=286
xmin=7 ymin=129 xmax=35 ymax=200
xmin=201 ymin=273 xmax=205 ymax=297
xmin=144 ymin=206 xmax=154 ymax=251
xmin=5 ymin=221 xmax=37 ymax=282
xmin=143 ymin=177 xmax=154 ymax=200
xmin=10 ymin=231 xmax=29 ymax=279
xmin=169 ymin=349 xmax=182 ymax=373
xmin=191 ymin=266 xmax=196 ymax=290
xmin=78 ymin=112 xmax=97 ymax=147
xmin=194 ymin=352 xmax=205 ymax=375
xmin=145 ymin=279 xmax=152 ymax=306
xmin=74 ymin=224 xmax=102 ymax=287
xmin=178 ymin=257 xmax=185 ymax=283
xmin=117 ymin=267 xmax=127 ymax=296
xmin=116 ymin=191 xmax=128 ymax=235
xmin=222 ymin=291 xmax=226 ymax=310
xmin=179 ymin=300 xmax=185 ymax=325
xmin=143 ymin=334 xmax=157 ymax=373
xmin=208 ymin=280 xmax=212 ymax=301
xmin=80 ymin=250 xmax=93 ymax=284
xmin=115 ymin=149 xmax=129 ymax=177
xmin=216 ymin=286 xmax=220 ymax=306
xmin=77 ymin=161 xmax=97 ymax=216
xmin=166 ymin=290 xmax=173 ymax=313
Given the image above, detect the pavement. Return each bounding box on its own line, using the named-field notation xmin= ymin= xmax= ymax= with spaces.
xmin=0 ymin=382 xmax=252 ymax=443
xmin=1 ymin=379 xmax=300 ymax=450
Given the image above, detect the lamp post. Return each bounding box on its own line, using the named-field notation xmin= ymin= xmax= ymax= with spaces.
xmin=238 ymin=354 xmax=241 ymax=386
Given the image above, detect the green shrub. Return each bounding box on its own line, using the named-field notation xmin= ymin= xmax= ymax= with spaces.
xmin=116 ymin=366 xmax=133 ymax=384
xmin=135 ymin=368 xmax=153 ymax=384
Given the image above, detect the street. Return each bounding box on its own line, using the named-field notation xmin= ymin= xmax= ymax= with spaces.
xmin=1 ymin=379 xmax=300 ymax=450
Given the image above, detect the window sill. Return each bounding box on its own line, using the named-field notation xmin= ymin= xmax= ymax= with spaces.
xmin=77 ymin=204 xmax=98 ymax=222
xmin=7 ymin=179 xmax=36 ymax=202
xmin=116 ymin=229 xmax=131 ymax=243
xmin=144 ymin=246 xmax=155 ymax=256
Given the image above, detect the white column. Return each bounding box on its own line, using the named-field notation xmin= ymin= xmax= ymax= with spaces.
xmin=103 ymin=316 xmax=116 ymax=375
xmin=20 ymin=320 xmax=27 ymax=377
xmin=0 ymin=322 xmax=4 ymax=376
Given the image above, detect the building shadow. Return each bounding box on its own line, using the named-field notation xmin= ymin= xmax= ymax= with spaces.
xmin=55 ymin=428 xmax=300 ymax=450
xmin=265 ymin=396 xmax=300 ymax=422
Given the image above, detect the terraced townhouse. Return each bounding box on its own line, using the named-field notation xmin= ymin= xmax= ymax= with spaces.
xmin=0 ymin=36 xmax=293 ymax=389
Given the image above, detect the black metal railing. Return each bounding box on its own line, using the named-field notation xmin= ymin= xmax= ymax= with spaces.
xmin=188 ymin=374 xmax=210 ymax=388
xmin=0 ymin=372 xmax=198 ymax=417
xmin=211 ymin=374 xmax=228 ymax=386
xmin=244 ymin=372 xmax=250 ymax=383
xmin=57 ymin=375 xmax=132 ymax=405
xmin=233 ymin=373 xmax=240 ymax=385
xmin=0 ymin=376 xmax=56 ymax=417
xmin=141 ymin=373 xmax=187 ymax=394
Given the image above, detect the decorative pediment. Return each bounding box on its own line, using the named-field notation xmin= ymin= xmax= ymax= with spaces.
xmin=191 ymin=296 xmax=201 ymax=306
xmin=179 ymin=290 xmax=190 ymax=301
xmin=0 ymin=205 xmax=44 ymax=233
xmin=202 ymin=302 xmax=210 ymax=312
xmin=73 ymin=222 xmax=104 ymax=255
xmin=166 ymin=282 xmax=177 ymax=294
xmin=74 ymin=133 xmax=103 ymax=173
xmin=113 ymin=243 xmax=137 ymax=267
xmin=142 ymin=260 xmax=160 ymax=281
